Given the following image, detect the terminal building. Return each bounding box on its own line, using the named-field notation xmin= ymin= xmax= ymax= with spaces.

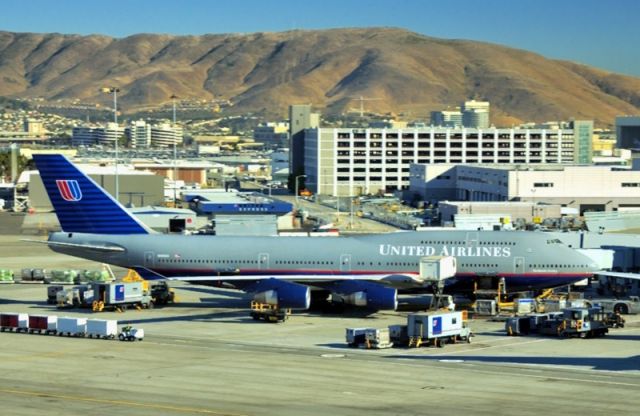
xmin=302 ymin=121 xmax=593 ymax=196
xmin=409 ymin=164 xmax=640 ymax=214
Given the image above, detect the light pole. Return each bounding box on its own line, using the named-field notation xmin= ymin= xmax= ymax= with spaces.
xmin=295 ymin=174 xmax=306 ymax=207
xmin=171 ymin=94 xmax=178 ymax=206
xmin=101 ymin=87 xmax=120 ymax=201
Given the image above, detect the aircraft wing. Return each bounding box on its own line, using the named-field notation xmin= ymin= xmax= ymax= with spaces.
xmin=23 ymin=239 xmax=126 ymax=253
xmin=595 ymin=271 xmax=640 ymax=281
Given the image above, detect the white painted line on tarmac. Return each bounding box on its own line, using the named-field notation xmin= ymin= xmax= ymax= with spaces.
xmin=430 ymin=338 xmax=549 ymax=356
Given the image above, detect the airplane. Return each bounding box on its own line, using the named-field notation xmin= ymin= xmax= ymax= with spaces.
xmin=32 ymin=154 xmax=600 ymax=311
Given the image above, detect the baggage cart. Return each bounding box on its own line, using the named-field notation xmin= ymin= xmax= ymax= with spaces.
xmin=28 ymin=315 xmax=58 ymax=334
xmin=86 ymin=319 xmax=118 ymax=339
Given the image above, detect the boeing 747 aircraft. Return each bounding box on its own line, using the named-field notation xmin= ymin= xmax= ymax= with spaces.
xmin=33 ymin=154 xmax=599 ymax=311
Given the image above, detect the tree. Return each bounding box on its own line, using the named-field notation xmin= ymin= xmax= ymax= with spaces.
xmin=0 ymin=151 xmax=29 ymax=182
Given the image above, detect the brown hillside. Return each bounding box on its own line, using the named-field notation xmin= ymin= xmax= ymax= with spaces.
xmin=0 ymin=28 xmax=638 ymax=126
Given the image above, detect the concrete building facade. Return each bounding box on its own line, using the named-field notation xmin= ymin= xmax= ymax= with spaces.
xmin=128 ymin=120 xmax=151 ymax=148
xmin=410 ymin=164 xmax=640 ymax=214
xmin=430 ymin=110 xmax=463 ymax=128
xmin=462 ymin=100 xmax=490 ymax=129
xmin=304 ymin=125 xmax=591 ymax=196
xmin=289 ymin=104 xmax=319 ymax=179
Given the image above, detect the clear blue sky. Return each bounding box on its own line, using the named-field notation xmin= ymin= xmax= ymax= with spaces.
xmin=1 ymin=0 xmax=638 ymax=76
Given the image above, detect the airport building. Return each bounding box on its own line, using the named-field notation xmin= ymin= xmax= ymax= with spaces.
xmin=438 ymin=201 xmax=562 ymax=224
xmin=23 ymin=118 xmax=46 ymax=137
xmin=409 ymin=164 xmax=640 ymax=214
xmin=71 ymin=123 xmax=124 ymax=147
xmin=72 ymin=121 xmax=182 ymax=148
xmin=616 ymin=115 xmax=640 ymax=149
xmin=27 ymin=164 xmax=164 ymax=210
xmin=254 ymin=122 xmax=289 ymax=148
xmin=289 ymin=104 xmax=320 ymax=178
xmin=430 ymin=110 xmax=463 ymax=128
xmin=302 ymin=121 xmax=594 ymax=196
xmin=150 ymin=123 xmax=183 ymax=147
xmin=128 ymin=120 xmax=151 ymax=148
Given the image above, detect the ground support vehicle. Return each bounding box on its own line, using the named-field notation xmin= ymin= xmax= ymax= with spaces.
xmin=388 ymin=324 xmax=409 ymax=345
xmin=345 ymin=327 xmax=393 ymax=349
xmin=346 ymin=328 xmax=368 ymax=347
xmin=47 ymin=285 xmax=64 ymax=304
xmin=249 ymin=301 xmax=290 ymax=322
xmin=592 ymin=296 xmax=640 ymax=315
xmin=150 ymin=281 xmax=176 ymax=305
xmin=406 ymin=311 xmax=472 ymax=348
xmin=557 ymin=307 xmax=609 ymax=338
xmin=506 ymin=307 xmax=613 ymax=338
xmin=56 ymin=285 xmax=92 ymax=308
xmin=119 ymin=326 xmax=144 ymax=341
xmin=91 ymin=282 xmax=153 ymax=312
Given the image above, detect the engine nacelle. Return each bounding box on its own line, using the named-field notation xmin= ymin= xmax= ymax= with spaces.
xmin=332 ymin=281 xmax=397 ymax=310
xmin=251 ymin=278 xmax=310 ymax=310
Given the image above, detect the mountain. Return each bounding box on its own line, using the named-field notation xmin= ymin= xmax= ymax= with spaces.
xmin=0 ymin=27 xmax=639 ymax=126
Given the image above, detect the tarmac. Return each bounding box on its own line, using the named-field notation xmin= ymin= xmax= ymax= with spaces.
xmin=1 ymin=225 xmax=640 ymax=415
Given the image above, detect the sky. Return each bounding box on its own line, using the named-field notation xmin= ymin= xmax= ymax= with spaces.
xmin=1 ymin=0 xmax=639 ymax=76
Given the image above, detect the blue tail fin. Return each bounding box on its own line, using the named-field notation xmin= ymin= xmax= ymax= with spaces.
xmin=33 ymin=154 xmax=150 ymax=234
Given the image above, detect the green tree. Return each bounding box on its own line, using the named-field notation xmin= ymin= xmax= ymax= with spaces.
xmin=0 ymin=151 xmax=29 ymax=182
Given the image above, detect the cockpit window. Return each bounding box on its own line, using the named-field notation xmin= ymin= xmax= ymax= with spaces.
xmin=546 ymin=239 xmax=562 ymax=244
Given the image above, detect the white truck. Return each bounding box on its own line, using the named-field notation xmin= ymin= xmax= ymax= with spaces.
xmin=406 ymin=311 xmax=472 ymax=348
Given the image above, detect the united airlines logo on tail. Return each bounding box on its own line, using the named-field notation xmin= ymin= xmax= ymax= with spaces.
xmin=56 ymin=180 xmax=83 ymax=202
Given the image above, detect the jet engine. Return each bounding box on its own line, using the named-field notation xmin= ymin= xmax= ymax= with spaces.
xmin=250 ymin=278 xmax=311 ymax=310
xmin=331 ymin=281 xmax=398 ymax=310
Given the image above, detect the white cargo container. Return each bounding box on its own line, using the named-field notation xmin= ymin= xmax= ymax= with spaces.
xmin=515 ymin=298 xmax=536 ymax=315
xmin=28 ymin=315 xmax=58 ymax=334
xmin=57 ymin=317 xmax=87 ymax=336
xmin=420 ymin=256 xmax=457 ymax=282
xmin=86 ymin=319 xmax=118 ymax=339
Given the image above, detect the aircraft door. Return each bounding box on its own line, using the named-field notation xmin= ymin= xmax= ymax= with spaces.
xmin=340 ymin=254 xmax=351 ymax=272
xmin=466 ymin=232 xmax=479 ymax=248
xmin=144 ymin=251 xmax=155 ymax=268
xmin=258 ymin=253 xmax=270 ymax=270
xmin=514 ymin=256 xmax=525 ymax=275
